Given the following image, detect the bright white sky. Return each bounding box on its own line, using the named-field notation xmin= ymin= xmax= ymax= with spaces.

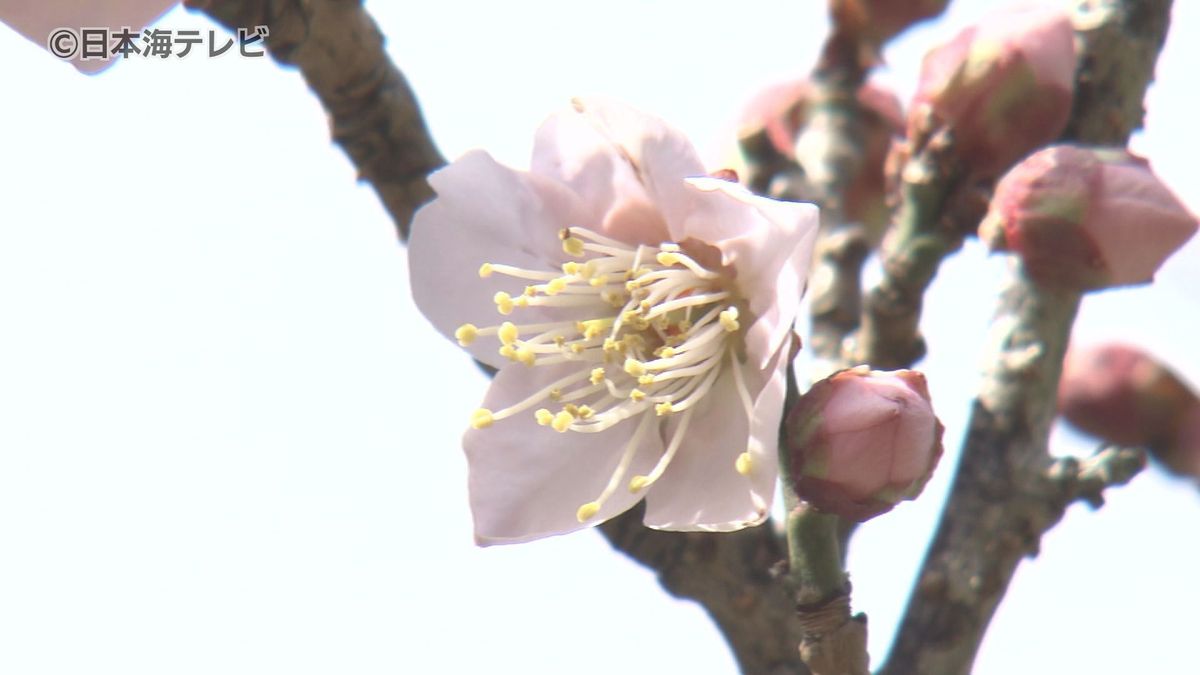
xmin=0 ymin=1 xmax=1197 ymax=673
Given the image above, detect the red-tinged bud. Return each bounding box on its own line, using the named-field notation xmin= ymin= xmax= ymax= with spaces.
xmin=785 ymin=367 xmax=944 ymax=522
xmin=830 ymin=0 xmax=949 ymax=44
xmin=1060 ymin=343 xmax=1200 ymax=480
xmin=980 ymin=145 xmax=1198 ymax=290
xmin=910 ymin=5 xmax=1076 ymax=177
xmin=738 ymin=79 xmax=903 ymax=239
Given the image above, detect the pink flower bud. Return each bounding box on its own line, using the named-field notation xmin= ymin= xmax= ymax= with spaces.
xmin=980 ymin=145 xmax=1198 ymax=290
xmin=1059 ymin=343 xmax=1200 ymax=480
xmin=738 ymin=78 xmax=903 ymax=237
xmin=785 ymin=367 xmax=944 ymax=522
xmin=831 ymin=0 xmax=950 ymax=44
xmin=910 ymin=5 xmax=1076 ymax=176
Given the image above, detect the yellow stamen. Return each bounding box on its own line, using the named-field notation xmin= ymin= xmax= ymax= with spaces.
xmin=515 ymin=347 xmax=536 ymax=366
xmin=454 ymin=323 xmax=478 ymax=346
xmin=470 ymin=408 xmax=494 ymax=429
xmin=735 ymin=452 xmax=754 ymax=476
xmin=551 ymin=411 xmax=574 ymax=432
xmin=720 ymin=307 xmax=740 ymax=332
xmin=631 ymin=408 xmax=694 ymax=490
xmin=498 ymin=322 xmax=519 ymax=345
xmin=624 ymin=358 xmax=647 ymax=377
xmin=576 ymin=501 xmax=601 ymax=522
xmin=562 ymin=236 xmax=585 ymax=257
xmin=494 ymin=292 xmax=515 ymax=315
xmin=454 ymin=225 xmax=745 ymax=457
xmin=579 ymin=318 xmax=613 ymax=340
xmin=602 ymin=291 xmax=626 ymax=307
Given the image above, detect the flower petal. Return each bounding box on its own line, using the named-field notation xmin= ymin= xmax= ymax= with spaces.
xmin=821 ymin=376 xmax=910 ymax=434
xmin=531 ymin=97 xmax=705 ymax=245
xmin=672 ymin=177 xmax=819 ymax=369
xmin=642 ymin=348 xmax=787 ymax=531
xmin=0 ymin=0 xmax=176 ymax=74
xmin=409 ymin=150 xmax=586 ymax=369
xmin=466 ymin=362 xmax=665 ymax=545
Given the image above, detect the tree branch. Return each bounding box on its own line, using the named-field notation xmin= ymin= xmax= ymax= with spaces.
xmin=851 ymin=122 xmax=968 ymax=370
xmin=881 ymin=2 xmax=1173 ymax=672
xmin=880 ymin=274 xmax=1084 ymax=675
xmin=797 ymin=33 xmax=872 ymax=378
xmin=852 ymin=0 xmax=1173 ymax=372
xmin=785 ymin=31 xmax=874 ymax=675
xmin=1062 ymin=0 xmax=1173 ymax=145
xmin=185 ymin=0 xmax=445 ymax=240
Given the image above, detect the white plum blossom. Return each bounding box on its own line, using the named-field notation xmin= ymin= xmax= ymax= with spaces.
xmin=409 ymin=98 xmax=818 ymax=545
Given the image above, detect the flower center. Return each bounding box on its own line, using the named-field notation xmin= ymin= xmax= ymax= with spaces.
xmin=458 ymin=226 xmax=756 ymax=521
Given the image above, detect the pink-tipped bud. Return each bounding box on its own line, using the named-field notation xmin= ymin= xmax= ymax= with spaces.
xmin=738 ymin=79 xmax=903 ymax=237
xmin=980 ymin=145 xmax=1198 ymax=290
xmin=1060 ymin=343 xmax=1200 ymax=479
xmin=785 ymin=367 xmax=944 ymax=522
xmin=910 ymin=5 xmax=1076 ymax=176
xmin=831 ymin=0 xmax=950 ymax=44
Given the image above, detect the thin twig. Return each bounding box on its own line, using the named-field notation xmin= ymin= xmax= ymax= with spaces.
xmin=797 ymin=33 xmax=873 ymax=378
